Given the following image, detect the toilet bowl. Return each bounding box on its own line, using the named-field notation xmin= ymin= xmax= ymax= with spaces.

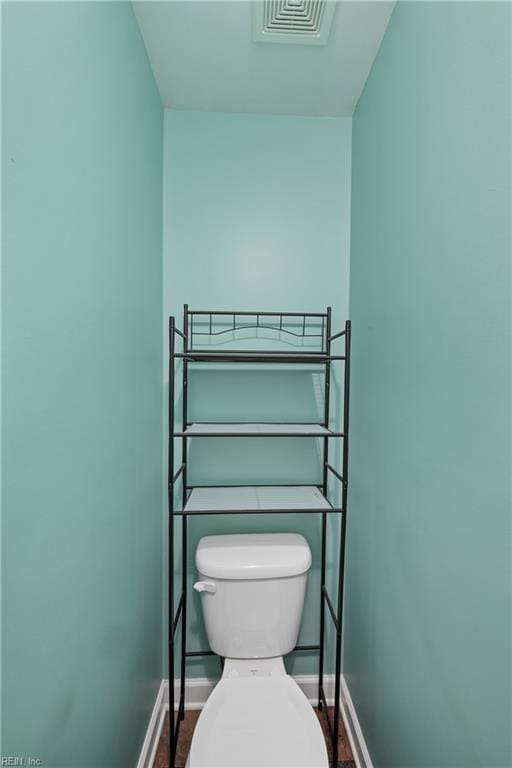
xmin=188 ymin=533 xmax=328 ymax=768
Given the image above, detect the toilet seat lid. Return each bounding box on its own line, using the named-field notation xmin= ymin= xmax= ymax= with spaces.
xmin=188 ymin=674 xmax=328 ymax=768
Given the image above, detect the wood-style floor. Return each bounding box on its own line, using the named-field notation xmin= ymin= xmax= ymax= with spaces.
xmin=155 ymin=707 xmax=355 ymax=768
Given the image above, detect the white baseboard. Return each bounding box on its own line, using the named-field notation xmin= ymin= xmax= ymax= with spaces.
xmin=138 ymin=675 xmax=372 ymax=768
xmin=339 ymin=676 xmax=373 ymax=768
xmin=136 ymin=680 xmax=167 ymax=768
xmin=166 ymin=676 xmax=219 ymax=710
xmin=162 ymin=673 xmax=335 ymax=709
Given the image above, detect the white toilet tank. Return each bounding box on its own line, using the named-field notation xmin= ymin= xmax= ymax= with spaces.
xmin=194 ymin=533 xmax=311 ymax=659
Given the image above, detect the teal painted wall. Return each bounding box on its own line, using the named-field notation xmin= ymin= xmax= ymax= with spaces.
xmin=2 ymin=3 xmax=163 ymax=766
xmin=347 ymin=3 xmax=511 ymax=767
xmin=163 ymin=109 xmax=352 ymax=679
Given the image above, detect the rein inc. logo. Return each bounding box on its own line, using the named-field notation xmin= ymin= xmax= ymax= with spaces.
xmin=1 ymin=759 xmax=42 ymax=766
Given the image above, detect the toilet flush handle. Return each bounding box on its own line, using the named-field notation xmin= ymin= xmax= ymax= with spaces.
xmin=193 ymin=581 xmax=216 ymax=594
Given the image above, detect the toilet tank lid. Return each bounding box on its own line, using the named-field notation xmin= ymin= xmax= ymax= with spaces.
xmin=196 ymin=533 xmax=312 ymax=580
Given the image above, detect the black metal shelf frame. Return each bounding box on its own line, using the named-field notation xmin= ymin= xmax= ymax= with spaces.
xmin=168 ymin=306 xmax=351 ymax=768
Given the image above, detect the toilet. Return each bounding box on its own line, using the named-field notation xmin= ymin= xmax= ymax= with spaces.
xmin=188 ymin=532 xmax=328 ymax=768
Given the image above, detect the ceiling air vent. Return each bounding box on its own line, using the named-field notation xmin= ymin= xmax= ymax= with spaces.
xmin=252 ymin=0 xmax=336 ymax=46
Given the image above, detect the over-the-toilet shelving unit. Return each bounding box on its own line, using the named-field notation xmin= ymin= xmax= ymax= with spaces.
xmin=168 ymin=306 xmax=351 ymax=768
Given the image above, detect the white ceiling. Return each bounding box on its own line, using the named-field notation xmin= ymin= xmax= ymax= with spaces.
xmin=133 ymin=1 xmax=395 ymax=117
